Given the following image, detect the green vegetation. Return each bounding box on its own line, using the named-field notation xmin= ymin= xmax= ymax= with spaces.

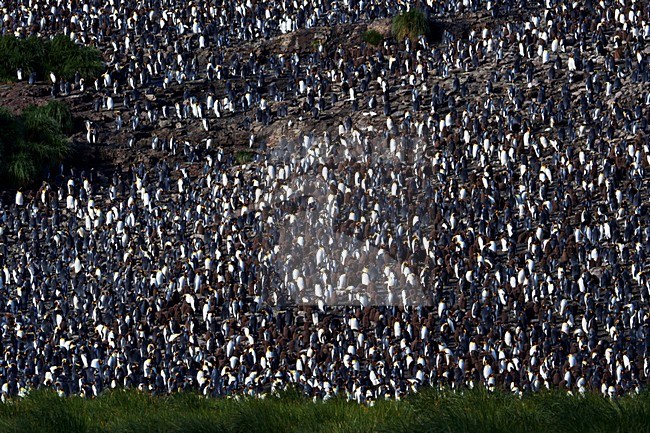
xmin=311 ymin=38 xmax=323 ymax=52
xmin=38 ymin=100 xmax=74 ymax=134
xmin=0 ymin=388 xmax=649 ymax=433
xmin=235 ymin=150 xmax=256 ymax=165
xmin=0 ymin=102 xmax=72 ymax=186
xmin=392 ymin=9 xmax=430 ymax=41
xmin=362 ymin=29 xmax=384 ymax=46
xmin=0 ymin=34 xmax=103 ymax=82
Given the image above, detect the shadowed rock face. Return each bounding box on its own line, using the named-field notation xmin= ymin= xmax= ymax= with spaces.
xmin=0 ymin=0 xmax=650 ymax=402
xmin=427 ymin=21 xmax=447 ymax=43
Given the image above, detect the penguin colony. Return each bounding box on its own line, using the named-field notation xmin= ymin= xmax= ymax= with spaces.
xmin=1 ymin=0 xmax=650 ymax=403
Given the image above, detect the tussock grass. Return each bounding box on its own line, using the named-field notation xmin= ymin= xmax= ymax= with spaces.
xmin=235 ymin=150 xmax=256 ymax=165
xmin=0 ymin=34 xmax=103 ymax=82
xmin=362 ymin=29 xmax=384 ymax=46
xmin=0 ymin=388 xmax=648 ymax=433
xmin=1 ymin=390 xmax=91 ymax=433
xmin=39 ymin=99 xmax=74 ymax=133
xmin=0 ymin=101 xmax=72 ymax=186
xmin=392 ymin=9 xmax=429 ymax=41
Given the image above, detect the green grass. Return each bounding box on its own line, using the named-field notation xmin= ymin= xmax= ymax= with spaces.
xmin=38 ymin=100 xmax=74 ymax=133
xmin=362 ymin=29 xmax=384 ymax=46
xmin=311 ymin=38 xmax=323 ymax=51
xmin=235 ymin=150 xmax=256 ymax=165
xmin=0 ymin=101 xmax=72 ymax=186
xmin=0 ymin=34 xmax=103 ymax=82
xmin=0 ymin=388 xmax=648 ymax=433
xmin=392 ymin=9 xmax=429 ymax=41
